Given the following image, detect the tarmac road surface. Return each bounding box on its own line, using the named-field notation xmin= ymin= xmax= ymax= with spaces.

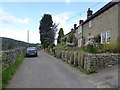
xmin=8 ymin=51 xmax=95 ymax=88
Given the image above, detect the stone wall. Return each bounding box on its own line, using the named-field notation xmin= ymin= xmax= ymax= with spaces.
xmin=54 ymin=50 xmax=119 ymax=71
xmin=83 ymin=3 xmax=118 ymax=44
xmin=2 ymin=48 xmax=26 ymax=67
xmin=84 ymin=53 xmax=119 ymax=70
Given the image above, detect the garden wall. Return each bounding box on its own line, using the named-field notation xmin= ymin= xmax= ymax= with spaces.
xmin=84 ymin=53 xmax=119 ymax=70
xmin=2 ymin=48 xmax=26 ymax=67
xmin=54 ymin=50 xmax=119 ymax=71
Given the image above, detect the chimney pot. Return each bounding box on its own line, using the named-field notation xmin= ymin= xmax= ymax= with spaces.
xmin=79 ymin=20 xmax=84 ymax=25
xmin=87 ymin=8 xmax=93 ymax=18
xmin=74 ymin=24 xmax=77 ymax=29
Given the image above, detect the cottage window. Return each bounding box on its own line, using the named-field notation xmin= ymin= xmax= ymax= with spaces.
xmin=101 ymin=32 xmax=106 ymax=44
xmin=78 ymin=26 xmax=82 ymax=34
xmin=89 ymin=21 xmax=92 ymax=28
xmin=106 ymin=31 xmax=110 ymax=43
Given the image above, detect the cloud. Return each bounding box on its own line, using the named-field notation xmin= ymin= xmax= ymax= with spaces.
xmin=65 ymin=0 xmax=71 ymax=3
xmin=0 ymin=27 xmax=40 ymax=43
xmin=0 ymin=28 xmax=27 ymax=42
xmin=53 ymin=12 xmax=75 ymax=35
xmin=29 ymin=30 xmax=40 ymax=43
xmin=0 ymin=8 xmax=29 ymax=25
xmin=1 ymin=0 xmax=111 ymax=2
xmin=52 ymin=12 xmax=86 ymax=35
xmin=0 ymin=8 xmax=39 ymax=43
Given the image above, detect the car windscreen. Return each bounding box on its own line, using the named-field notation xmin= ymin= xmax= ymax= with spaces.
xmin=27 ymin=47 xmax=37 ymax=51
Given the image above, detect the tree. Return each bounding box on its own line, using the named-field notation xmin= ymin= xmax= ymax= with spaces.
xmin=57 ymin=28 xmax=64 ymax=44
xmin=67 ymin=32 xmax=74 ymax=43
xmin=39 ymin=14 xmax=58 ymax=49
xmin=66 ymin=29 xmax=78 ymax=47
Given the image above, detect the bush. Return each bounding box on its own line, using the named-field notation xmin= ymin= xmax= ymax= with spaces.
xmin=54 ymin=43 xmax=66 ymax=50
xmin=82 ymin=41 xmax=119 ymax=53
xmin=84 ymin=44 xmax=97 ymax=53
xmin=79 ymin=66 xmax=96 ymax=74
xmin=82 ymin=35 xmax=120 ymax=53
xmin=103 ymin=43 xmax=119 ymax=53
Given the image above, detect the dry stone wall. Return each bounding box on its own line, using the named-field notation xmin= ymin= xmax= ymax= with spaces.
xmin=84 ymin=53 xmax=119 ymax=70
xmin=54 ymin=50 xmax=119 ymax=71
xmin=2 ymin=48 xmax=26 ymax=67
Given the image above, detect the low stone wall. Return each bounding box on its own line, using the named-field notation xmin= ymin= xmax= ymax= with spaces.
xmin=2 ymin=48 xmax=26 ymax=67
xmin=84 ymin=53 xmax=119 ymax=70
xmin=53 ymin=50 xmax=119 ymax=71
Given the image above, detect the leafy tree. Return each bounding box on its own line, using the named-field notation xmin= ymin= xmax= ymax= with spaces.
xmin=66 ymin=29 xmax=78 ymax=46
xmin=67 ymin=32 xmax=74 ymax=43
xmin=61 ymin=37 xmax=67 ymax=43
xmin=39 ymin=14 xmax=58 ymax=49
xmin=73 ymin=35 xmax=78 ymax=46
xmin=57 ymin=28 xmax=64 ymax=44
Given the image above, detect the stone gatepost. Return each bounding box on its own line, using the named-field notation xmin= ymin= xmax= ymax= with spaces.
xmin=78 ymin=53 xmax=81 ymax=67
xmin=74 ymin=52 xmax=78 ymax=66
xmin=80 ymin=52 xmax=85 ymax=68
xmin=70 ymin=52 xmax=74 ymax=64
xmin=64 ymin=51 xmax=68 ymax=61
xmin=68 ymin=52 xmax=71 ymax=63
xmin=61 ymin=51 xmax=64 ymax=60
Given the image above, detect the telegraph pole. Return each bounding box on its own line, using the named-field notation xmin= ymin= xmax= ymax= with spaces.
xmin=27 ymin=30 xmax=29 ymax=43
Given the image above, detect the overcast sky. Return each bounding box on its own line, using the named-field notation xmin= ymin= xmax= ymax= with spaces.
xmin=0 ymin=0 xmax=110 ymax=44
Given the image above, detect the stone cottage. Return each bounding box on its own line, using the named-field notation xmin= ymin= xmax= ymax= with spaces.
xmin=77 ymin=2 xmax=120 ymax=47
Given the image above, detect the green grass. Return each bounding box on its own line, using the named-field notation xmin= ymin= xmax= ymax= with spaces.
xmin=0 ymin=55 xmax=2 ymax=61
xmin=63 ymin=60 xmax=96 ymax=75
xmin=2 ymin=54 xmax=25 ymax=89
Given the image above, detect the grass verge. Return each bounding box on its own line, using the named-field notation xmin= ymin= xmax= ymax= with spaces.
xmin=2 ymin=54 xmax=25 ymax=89
xmin=60 ymin=60 xmax=96 ymax=75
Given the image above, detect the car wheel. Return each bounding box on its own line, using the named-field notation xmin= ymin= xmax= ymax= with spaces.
xmin=35 ymin=54 xmax=38 ymax=57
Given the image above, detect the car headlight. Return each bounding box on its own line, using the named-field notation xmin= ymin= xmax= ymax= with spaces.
xmin=26 ymin=51 xmax=29 ymax=53
xmin=34 ymin=51 xmax=37 ymax=53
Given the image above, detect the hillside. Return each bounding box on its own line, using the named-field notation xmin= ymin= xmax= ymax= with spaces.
xmin=0 ymin=37 xmax=39 ymax=50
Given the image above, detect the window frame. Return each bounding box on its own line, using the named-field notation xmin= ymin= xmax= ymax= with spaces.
xmin=78 ymin=25 xmax=82 ymax=34
xmin=106 ymin=30 xmax=110 ymax=43
xmin=89 ymin=20 xmax=92 ymax=28
xmin=101 ymin=32 xmax=106 ymax=44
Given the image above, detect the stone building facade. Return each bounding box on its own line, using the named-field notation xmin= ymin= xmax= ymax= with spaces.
xmin=81 ymin=2 xmax=119 ymax=45
xmin=75 ymin=20 xmax=84 ymax=47
xmin=61 ymin=2 xmax=119 ymax=47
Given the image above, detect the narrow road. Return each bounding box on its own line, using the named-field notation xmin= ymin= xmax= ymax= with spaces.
xmin=8 ymin=51 xmax=95 ymax=88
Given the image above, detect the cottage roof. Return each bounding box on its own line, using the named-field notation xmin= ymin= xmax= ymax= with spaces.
xmin=82 ymin=2 xmax=119 ymax=25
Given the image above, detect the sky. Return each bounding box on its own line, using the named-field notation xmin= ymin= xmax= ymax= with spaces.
xmin=0 ymin=0 xmax=111 ymax=44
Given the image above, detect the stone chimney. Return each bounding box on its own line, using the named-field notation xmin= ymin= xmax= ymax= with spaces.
xmin=71 ymin=28 xmax=74 ymax=31
xmin=71 ymin=28 xmax=75 ymax=33
xmin=87 ymin=8 xmax=93 ymax=18
xmin=74 ymin=24 xmax=77 ymax=29
xmin=79 ymin=20 xmax=84 ymax=25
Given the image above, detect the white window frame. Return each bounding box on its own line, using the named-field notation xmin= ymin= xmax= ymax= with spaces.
xmin=89 ymin=21 xmax=92 ymax=28
xmin=101 ymin=32 xmax=106 ymax=44
xmin=101 ymin=33 xmax=103 ymax=44
xmin=106 ymin=30 xmax=110 ymax=43
xmin=78 ymin=25 xmax=82 ymax=34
